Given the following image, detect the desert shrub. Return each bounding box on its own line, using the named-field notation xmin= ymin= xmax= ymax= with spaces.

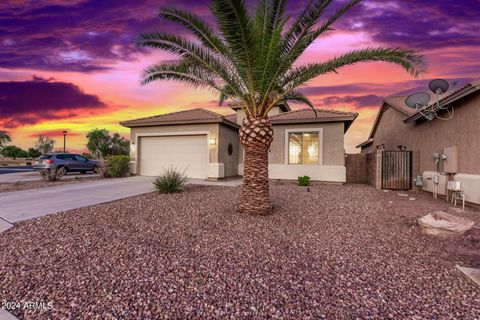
xmin=95 ymin=159 xmax=110 ymax=178
xmin=153 ymin=167 xmax=187 ymax=194
xmin=26 ymin=161 xmax=32 ymax=166
xmin=41 ymin=167 xmax=65 ymax=182
xmin=108 ymin=155 xmax=130 ymax=177
xmin=298 ymin=175 xmax=311 ymax=186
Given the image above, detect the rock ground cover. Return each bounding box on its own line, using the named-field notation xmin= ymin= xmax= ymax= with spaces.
xmin=0 ymin=177 xmax=101 ymax=193
xmin=0 ymin=183 xmax=478 ymax=319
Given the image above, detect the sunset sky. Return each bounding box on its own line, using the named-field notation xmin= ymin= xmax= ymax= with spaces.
xmin=1 ymin=0 xmax=479 ymax=153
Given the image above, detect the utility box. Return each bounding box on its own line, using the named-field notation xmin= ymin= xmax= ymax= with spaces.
xmin=443 ymin=144 xmax=458 ymax=173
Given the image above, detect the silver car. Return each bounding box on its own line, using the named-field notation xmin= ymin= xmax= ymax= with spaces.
xmin=33 ymin=153 xmax=98 ymax=174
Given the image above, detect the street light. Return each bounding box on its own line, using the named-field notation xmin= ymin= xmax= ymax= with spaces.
xmin=62 ymin=130 xmax=68 ymax=152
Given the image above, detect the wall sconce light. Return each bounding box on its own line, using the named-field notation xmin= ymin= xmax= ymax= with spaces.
xmin=209 ymin=138 xmax=216 ymax=145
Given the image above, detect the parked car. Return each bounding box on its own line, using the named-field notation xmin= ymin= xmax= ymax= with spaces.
xmin=33 ymin=153 xmax=98 ymax=174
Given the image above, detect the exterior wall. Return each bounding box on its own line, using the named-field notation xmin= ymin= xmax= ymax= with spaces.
xmin=238 ymin=121 xmax=347 ymax=182
xmin=218 ymin=123 xmax=240 ymax=177
xmin=362 ymin=92 xmax=480 ymax=203
xmin=362 ymin=92 xmax=480 ymax=175
xmin=129 ymin=123 xmax=224 ymax=179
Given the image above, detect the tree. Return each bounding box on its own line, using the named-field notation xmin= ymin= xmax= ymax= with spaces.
xmin=34 ymin=135 xmax=55 ymax=154
xmin=1 ymin=145 xmax=28 ymax=158
xmin=140 ymin=0 xmax=425 ymax=215
xmin=27 ymin=148 xmax=42 ymax=158
xmin=86 ymin=129 xmax=111 ymax=158
xmin=86 ymin=129 xmax=130 ymax=158
xmin=0 ymin=131 xmax=11 ymax=151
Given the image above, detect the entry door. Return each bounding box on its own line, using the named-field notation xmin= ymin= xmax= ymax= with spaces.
xmin=382 ymin=151 xmax=412 ymax=190
xmin=139 ymin=135 xmax=208 ymax=178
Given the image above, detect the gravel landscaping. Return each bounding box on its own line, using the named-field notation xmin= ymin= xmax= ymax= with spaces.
xmin=0 ymin=183 xmax=479 ymax=319
xmin=0 ymin=177 xmax=100 ymax=193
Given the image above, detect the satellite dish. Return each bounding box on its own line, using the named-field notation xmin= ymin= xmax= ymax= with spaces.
xmin=429 ymin=79 xmax=449 ymax=94
xmin=405 ymin=92 xmax=430 ymax=108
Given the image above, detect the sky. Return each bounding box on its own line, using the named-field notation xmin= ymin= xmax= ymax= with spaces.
xmin=1 ymin=0 xmax=479 ymax=153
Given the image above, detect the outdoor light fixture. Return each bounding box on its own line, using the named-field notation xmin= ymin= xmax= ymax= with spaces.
xmin=404 ymin=79 xmax=455 ymax=121
xmin=209 ymin=138 xmax=216 ymax=145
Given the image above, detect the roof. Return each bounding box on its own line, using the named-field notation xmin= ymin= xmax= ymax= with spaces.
xmin=269 ymin=108 xmax=358 ymax=132
xmin=229 ymin=102 xmax=292 ymax=113
xmin=356 ymin=78 xmax=480 ymax=148
xmin=120 ymin=108 xmax=239 ymax=128
xmin=404 ymin=79 xmax=480 ymax=123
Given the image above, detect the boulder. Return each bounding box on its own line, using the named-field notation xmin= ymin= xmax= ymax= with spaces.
xmin=418 ymin=211 xmax=474 ymax=236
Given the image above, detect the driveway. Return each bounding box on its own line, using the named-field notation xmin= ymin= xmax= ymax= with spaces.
xmin=0 ymin=176 xmax=153 ymax=225
xmin=0 ymin=171 xmax=98 ymax=183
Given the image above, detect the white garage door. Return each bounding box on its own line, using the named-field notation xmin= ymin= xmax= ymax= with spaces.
xmin=139 ymin=135 xmax=208 ymax=178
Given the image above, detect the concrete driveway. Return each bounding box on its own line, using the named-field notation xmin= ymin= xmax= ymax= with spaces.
xmin=0 ymin=171 xmax=98 ymax=183
xmin=0 ymin=176 xmax=153 ymax=228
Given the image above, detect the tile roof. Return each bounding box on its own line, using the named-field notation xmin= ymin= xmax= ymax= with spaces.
xmin=269 ymin=108 xmax=358 ymax=122
xmin=120 ymin=108 xmax=238 ymax=128
xmin=383 ymin=96 xmax=416 ymax=115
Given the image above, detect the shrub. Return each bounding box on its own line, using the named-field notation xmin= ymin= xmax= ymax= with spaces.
xmin=41 ymin=167 xmax=65 ymax=182
xmin=108 ymin=155 xmax=130 ymax=177
xmin=26 ymin=161 xmax=32 ymax=166
xmin=298 ymin=175 xmax=311 ymax=186
xmin=153 ymin=167 xmax=187 ymax=194
xmin=95 ymin=159 xmax=110 ymax=178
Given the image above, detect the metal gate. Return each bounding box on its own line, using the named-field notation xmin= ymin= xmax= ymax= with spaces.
xmin=382 ymin=151 xmax=412 ymax=190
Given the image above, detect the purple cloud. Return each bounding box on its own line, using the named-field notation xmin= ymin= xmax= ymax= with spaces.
xmin=0 ymin=76 xmax=107 ymax=128
xmin=316 ymin=94 xmax=383 ymax=108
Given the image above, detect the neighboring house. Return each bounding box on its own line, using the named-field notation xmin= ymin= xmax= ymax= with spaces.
xmin=357 ymin=79 xmax=480 ymax=205
xmin=120 ymin=104 xmax=357 ymax=183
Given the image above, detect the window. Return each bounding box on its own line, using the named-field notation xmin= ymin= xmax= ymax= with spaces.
xmin=227 ymin=143 xmax=233 ymax=156
xmin=288 ymin=131 xmax=319 ymax=164
xmin=75 ymin=155 xmax=87 ymax=162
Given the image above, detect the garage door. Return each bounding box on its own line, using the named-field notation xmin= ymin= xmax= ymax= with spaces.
xmin=139 ymin=135 xmax=208 ymax=178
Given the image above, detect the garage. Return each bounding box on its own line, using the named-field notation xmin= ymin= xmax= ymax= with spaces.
xmin=139 ymin=135 xmax=208 ymax=178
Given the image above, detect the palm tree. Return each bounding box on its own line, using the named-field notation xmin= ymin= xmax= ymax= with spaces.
xmin=140 ymin=0 xmax=425 ymax=215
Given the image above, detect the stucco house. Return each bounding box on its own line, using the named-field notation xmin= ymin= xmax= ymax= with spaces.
xmin=120 ymin=104 xmax=357 ymax=183
xmin=357 ymin=79 xmax=480 ymax=205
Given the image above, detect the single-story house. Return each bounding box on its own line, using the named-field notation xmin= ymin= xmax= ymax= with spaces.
xmin=357 ymin=78 xmax=480 ymax=205
xmin=120 ymin=104 xmax=357 ymax=183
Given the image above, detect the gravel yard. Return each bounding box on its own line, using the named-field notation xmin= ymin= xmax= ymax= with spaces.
xmin=0 ymin=183 xmax=479 ymax=319
xmin=0 ymin=177 xmax=100 ymax=193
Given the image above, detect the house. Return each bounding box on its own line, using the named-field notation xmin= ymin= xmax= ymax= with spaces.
xmin=120 ymin=104 xmax=358 ymax=182
xmin=357 ymin=79 xmax=480 ymax=205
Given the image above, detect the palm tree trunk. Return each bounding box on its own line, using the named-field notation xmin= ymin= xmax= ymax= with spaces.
xmin=238 ymin=116 xmax=274 ymax=215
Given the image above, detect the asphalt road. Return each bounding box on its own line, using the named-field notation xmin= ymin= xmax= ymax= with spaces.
xmin=0 ymin=166 xmax=33 ymax=174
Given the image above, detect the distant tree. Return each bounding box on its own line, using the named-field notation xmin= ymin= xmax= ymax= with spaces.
xmin=27 ymin=147 xmax=42 ymax=158
xmin=2 ymin=145 xmax=28 ymax=158
xmin=0 ymin=131 xmax=11 ymax=151
xmin=110 ymin=132 xmax=130 ymax=156
xmin=86 ymin=129 xmax=111 ymax=158
xmin=34 ymin=135 xmax=55 ymax=154
xmin=86 ymin=129 xmax=129 ymax=158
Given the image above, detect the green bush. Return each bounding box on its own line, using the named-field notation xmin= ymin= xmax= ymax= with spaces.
xmin=298 ymin=175 xmax=311 ymax=186
xmin=108 ymin=155 xmax=130 ymax=177
xmin=153 ymin=167 xmax=187 ymax=194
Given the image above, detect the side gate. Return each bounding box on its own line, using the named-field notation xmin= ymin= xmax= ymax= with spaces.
xmin=381 ymin=151 xmax=412 ymax=190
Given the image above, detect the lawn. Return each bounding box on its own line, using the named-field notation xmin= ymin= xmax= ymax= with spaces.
xmin=0 ymin=183 xmax=478 ymax=319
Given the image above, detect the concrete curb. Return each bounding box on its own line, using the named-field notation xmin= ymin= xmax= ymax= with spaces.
xmin=0 ymin=218 xmax=13 ymax=234
xmin=0 ymin=309 xmax=19 ymax=320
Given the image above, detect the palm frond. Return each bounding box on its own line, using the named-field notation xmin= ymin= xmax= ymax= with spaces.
xmin=282 ymin=48 xmax=426 ymax=89
xmin=159 ymin=7 xmax=227 ymax=56
xmin=282 ymin=90 xmax=318 ymax=117
xmin=211 ymin=0 xmax=258 ymax=96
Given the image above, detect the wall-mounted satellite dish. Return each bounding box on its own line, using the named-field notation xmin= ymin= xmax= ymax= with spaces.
xmin=405 ymin=92 xmax=430 ymax=109
xmin=429 ymin=79 xmax=449 ymax=94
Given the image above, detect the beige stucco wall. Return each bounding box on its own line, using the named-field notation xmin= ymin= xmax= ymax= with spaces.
xmin=362 ymin=92 xmax=480 ymax=175
xmin=238 ymin=121 xmax=347 ymax=182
